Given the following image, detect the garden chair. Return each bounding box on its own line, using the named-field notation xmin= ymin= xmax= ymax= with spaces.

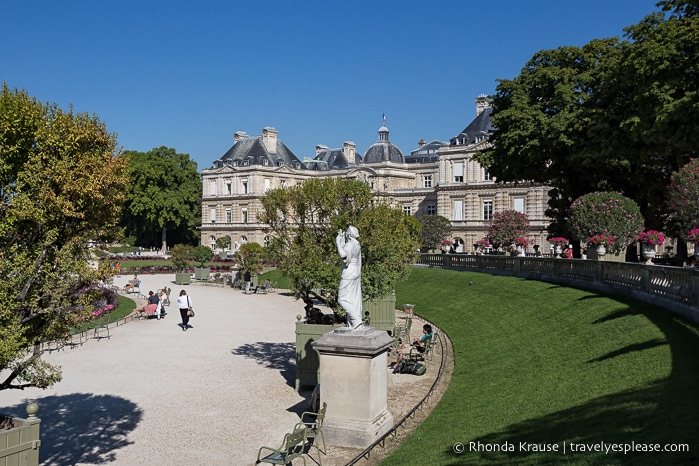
xmin=93 ymin=314 xmax=111 ymax=340
xmin=409 ymin=334 xmax=434 ymax=366
xmin=163 ymin=287 xmax=171 ymax=306
xmin=296 ymin=401 xmax=327 ymax=463
xmin=255 ymin=424 xmax=308 ymax=466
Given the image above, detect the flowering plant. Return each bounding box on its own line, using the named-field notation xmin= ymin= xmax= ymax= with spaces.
xmin=588 ymin=234 xmax=614 ymax=247
xmin=568 ymin=191 xmax=644 ymax=254
xmin=548 ymin=237 xmax=569 ymax=247
xmin=441 ymin=239 xmax=454 ymax=246
xmin=636 ymin=230 xmax=665 ymax=246
xmin=474 ymin=238 xmax=491 ymax=249
xmin=485 ymin=210 xmax=530 ymax=248
xmin=688 ymin=228 xmax=699 ymax=244
xmin=514 ymin=237 xmax=529 ymax=247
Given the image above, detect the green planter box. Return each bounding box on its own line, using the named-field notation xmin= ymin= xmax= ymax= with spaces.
xmin=0 ymin=404 xmax=41 ymax=466
xmin=175 ymin=272 xmax=191 ymax=285
xmin=295 ymin=317 xmax=341 ymax=392
xmin=194 ymin=267 xmax=210 ymax=280
xmin=362 ymin=291 xmax=396 ymax=334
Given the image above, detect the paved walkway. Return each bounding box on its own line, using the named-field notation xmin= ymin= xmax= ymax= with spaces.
xmin=0 ymin=274 xmax=441 ymax=465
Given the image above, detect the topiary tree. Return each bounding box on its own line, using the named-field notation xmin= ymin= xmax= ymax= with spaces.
xmin=192 ymin=245 xmax=214 ymax=267
xmin=486 ymin=210 xmax=530 ymax=250
xmin=171 ymin=244 xmax=193 ymax=272
xmin=568 ymin=191 xmax=644 ymax=254
xmin=418 ymin=215 xmax=452 ymax=251
xmin=215 ymin=235 xmax=231 ymax=251
xmin=234 ymin=242 xmax=264 ymax=276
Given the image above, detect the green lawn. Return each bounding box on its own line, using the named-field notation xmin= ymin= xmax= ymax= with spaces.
xmin=381 ymin=267 xmax=698 ymax=465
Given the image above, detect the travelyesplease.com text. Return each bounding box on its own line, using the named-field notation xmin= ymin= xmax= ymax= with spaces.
xmin=453 ymin=440 xmax=689 ymax=455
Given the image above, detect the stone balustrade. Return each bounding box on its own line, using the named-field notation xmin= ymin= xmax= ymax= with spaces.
xmin=416 ymin=254 xmax=699 ymax=323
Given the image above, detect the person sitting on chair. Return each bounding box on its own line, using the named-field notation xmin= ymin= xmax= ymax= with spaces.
xmin=254 ymin=279 xmax=271 ymax=294
xmin=390 ymin=324 xmax=432 ymax=372
xmin=124 ymin=274 xmax=140 ymax=293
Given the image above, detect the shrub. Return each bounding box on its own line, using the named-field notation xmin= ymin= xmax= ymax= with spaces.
xmin=486 ymin=210 xmax=530 ymax=249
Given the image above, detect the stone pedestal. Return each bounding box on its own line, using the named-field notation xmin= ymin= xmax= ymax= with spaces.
xmin=312 ymin=326 xmax=394 ymax=449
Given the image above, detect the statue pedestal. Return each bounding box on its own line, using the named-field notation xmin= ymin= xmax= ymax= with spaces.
xmin=313 ymin=326 xmax=394 ymax=448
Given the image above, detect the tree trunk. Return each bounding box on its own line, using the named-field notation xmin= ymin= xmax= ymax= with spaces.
xmin=161 ymin=227 xmax=167 ymax=252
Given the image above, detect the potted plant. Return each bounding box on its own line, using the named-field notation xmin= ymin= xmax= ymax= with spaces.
xmin=474 ymin=238 xmax=491 ymax=253
xmin=636 ymin=230 xmax=665 ymax=265
xmin=548 ymin=237 xmax=569 ymax=258
xmin=171 ymin=244 xmax=193 ymax=285
xmin=587 ymin=234 xmax=614 ymax=259
xmin=688 ymin=228 xmax=699 ymax=257
xmin=514 ymin=237 xmax=529 ymax=255
xmin=192 ymin=245 xmax=214 ymax=280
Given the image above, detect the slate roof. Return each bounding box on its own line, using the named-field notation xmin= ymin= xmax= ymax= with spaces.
xmin=449 ymin=107 xmax=494 ymax=146
xmin=406 ymin=140 xmax=448 ymax=163
xmin=211 ymin=134 xmax=306 ymax=169
xmin=310 ymin=147 xmax=360 ymax=171
xmin=363 ymin=125 xmax=405 ymax=164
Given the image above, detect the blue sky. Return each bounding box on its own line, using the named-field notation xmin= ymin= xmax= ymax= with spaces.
xmin=2 ymin=0 xmax=659 ymax=170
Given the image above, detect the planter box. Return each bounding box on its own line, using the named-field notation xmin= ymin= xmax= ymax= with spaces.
xmin=295 ymin=318 xmax=341 ymax=392
xmin=194 ymin=267 xmax=210 ymax=280
xmin=0 ymin=404 xmax=41 ymax=466
xmin=362 ymin=291 xmax=396 ymax=334
xmin=175 ymin=272 xmax=191 ymax=285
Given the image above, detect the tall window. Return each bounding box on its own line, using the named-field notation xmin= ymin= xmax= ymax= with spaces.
xmin=210 ymin=207 xmax=216 ymax=223
xmin=242 ymin=180 xmax=248 ymax=194
xmin=453 ymin=200 xmax=463 ymax=221
xmin=423 ymin=175 xmax=432 ymax=188
xmin=514 ymin=197 xmax=525 ymax=213
xmin=483 ymin=200 xmax=493 ymax=220
xmin=427 ymin=205 xmax=436 ymax=215
xmin=225 ymin=208 xmax=232 ymax=223
xmin=209 ymin=180 xmax=216 ymax=196
xmin=454 ymin=162 xmax=464 ymax=182
xmin=241 ymin=208 xmax=248 ymax=224
xmin=484 ymin=170 xmax=492 ymax=181
xmin=264 ymin=178 xmax=271 ymax=192
xmin=264 ymin=236 xmax=271 ymax=247
xmin=280 ymin=179 xmax=287 ymax=188
xmin=226 ymin=182 xmax=232 ymax=195
xmin=403 ymin=205 xmax=412 ymax=216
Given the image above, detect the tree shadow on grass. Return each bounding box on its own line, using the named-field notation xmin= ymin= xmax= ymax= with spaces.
xmin=456 ymin=307 xmax=699 ymax=465
xmin=231 ymin=342 xmax=296 ymax=388
xmin=1 ymin=393 xmax=141 ymax=466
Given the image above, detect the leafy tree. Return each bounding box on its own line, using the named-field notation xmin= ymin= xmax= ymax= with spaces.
xmin=568 ymin=192 xmax=644 ymax=254
xmin=170 ymin=244 xmax=193 ymax=272
xmin=418 ymin=215 xmax=452 ymax=251
xmin=192 ymin=245 xmax=214 ymax=267
xmin=122 ymin=147 xmax=201 ymax=249
xmin=234 ymin=242 xmax=264 ymax=276
xmin=215 ymin=236 xmax=231 ymax=251
xmin=486 ymin=210 xmax=530 ymax=249
xmin=0 ymin=84 xmax=128 ymax=391
xmin=260 ymin=177 xmax=419 ymax=318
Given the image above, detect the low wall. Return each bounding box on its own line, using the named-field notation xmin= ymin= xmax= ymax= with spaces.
xmin=416 ymin=254 xmax=699 ymax=323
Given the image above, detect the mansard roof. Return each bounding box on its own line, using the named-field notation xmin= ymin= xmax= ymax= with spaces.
xmin=449 ymin=107 xmax=494 ymax=146
xmin=210 ymin=132 xmax=306 ymax=169
xmin=407 ymin=139 xmax=448 ymax=163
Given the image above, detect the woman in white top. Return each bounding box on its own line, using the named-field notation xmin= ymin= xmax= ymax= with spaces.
xmin=177 ymin=290 xmax=192 ymax=331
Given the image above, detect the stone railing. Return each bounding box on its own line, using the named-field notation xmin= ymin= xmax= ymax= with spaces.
xmin=416 ymin=254 xmax=699 ymax=323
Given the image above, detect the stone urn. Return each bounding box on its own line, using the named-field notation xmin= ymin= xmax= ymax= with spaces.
xmin=641 ymin=242 xmax=656 ymax=265
xmin=554 ymin=245 xmax=562 ymax=258
xmin=595 ymin=244 xmax=607 ymax=260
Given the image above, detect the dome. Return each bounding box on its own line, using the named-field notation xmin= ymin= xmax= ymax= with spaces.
xmin=363 ymin=125 xmax=404 ymax=164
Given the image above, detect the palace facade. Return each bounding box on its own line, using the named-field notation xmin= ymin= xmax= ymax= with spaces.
xmin=200 ymin=96 xmax=552 ymax=254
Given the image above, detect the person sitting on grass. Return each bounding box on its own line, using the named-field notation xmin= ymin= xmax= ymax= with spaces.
xmin=390 ymin=324 xmax=432 ymax=373
xmin=123 ymin=274 xmax=140 ymax=293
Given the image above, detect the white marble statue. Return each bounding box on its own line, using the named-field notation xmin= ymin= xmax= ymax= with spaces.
xmin=336 ymin=225 xmax=363 ymax=329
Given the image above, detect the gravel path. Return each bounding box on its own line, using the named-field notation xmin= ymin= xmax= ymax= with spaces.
xmin=0 ymin=274 xmax=447 ymax=466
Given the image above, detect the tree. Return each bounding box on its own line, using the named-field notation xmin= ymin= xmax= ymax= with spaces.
xmin=260 ymin=177 xmax=419 ymax=319
xmin=215 ymin=235 xmax=231 ymax=251
xmin=0 ymin=84 xmax=128 ymax=391
xmin=192 ymin=245 xmax=214 ymax=267
xmin=486 ymin=210 xmax=530 ymax=250
xmin=418 ymin=215 xmax=452 ymax=251
xmin=568 ymin=192 xmax=644 ymax=254
xmin=234 ymin=242 xmax=264 ymax=276
xmin=122 ymin=147 xmax=201 ymax=249
xmin=170 ymin=244 xmax=193 ymax=272
xmin=665 ymin=159 xmax=699 ymax=259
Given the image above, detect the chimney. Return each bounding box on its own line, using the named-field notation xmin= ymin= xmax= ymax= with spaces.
xmin=475 ymin=94 xmax=491 ymax=116
xmin=343 ymin=141 xmax=356 ymax=164
xmin=315 ymin=144 xmax=329 ymax=156
xmin=233 ymin=131 xmax=249 ymax=143
xmin=262 ymin=127 xmax=278 ymax=154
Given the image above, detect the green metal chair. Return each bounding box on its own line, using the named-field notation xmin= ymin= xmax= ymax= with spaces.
xmin=409 ymin=335 xmax=434 ymax=366
xmin=297 ymin=401 xmax=327 ymax=464
xmin=92 ymin=314 xmax=111 ymax=341
xmin=256 ymin=424 xmax=308 ymax=466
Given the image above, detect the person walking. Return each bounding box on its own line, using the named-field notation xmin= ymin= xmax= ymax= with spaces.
xmin=177 ymin=289 xmax=193 ymax=331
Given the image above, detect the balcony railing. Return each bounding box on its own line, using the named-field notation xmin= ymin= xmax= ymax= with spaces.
xmin=416 ymin=254 xmax=699 ymax=323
